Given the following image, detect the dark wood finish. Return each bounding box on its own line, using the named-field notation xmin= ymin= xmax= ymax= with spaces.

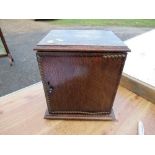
xmin=34 ymin=45 xmax=130 ymax=52
xmin=37 ymin=53 xmax=126 ymax=114
xmin=0 ymin=28 xmax=14 ymax=65
xmin=44 ymin=109 xmax=115 ymax=120
xmin=34 ymin=30 xmax=130 ymax=120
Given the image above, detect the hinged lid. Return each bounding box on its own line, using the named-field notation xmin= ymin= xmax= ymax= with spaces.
xmin=34 ymin=30 xmax=130 ymax=52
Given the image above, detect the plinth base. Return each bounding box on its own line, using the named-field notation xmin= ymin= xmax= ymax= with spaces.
xmin=44 ymin=109 xmax=116 ymax=121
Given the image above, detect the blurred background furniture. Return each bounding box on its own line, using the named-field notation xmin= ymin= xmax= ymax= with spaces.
xmin=0 ymin=28 xmax=14 ymax=65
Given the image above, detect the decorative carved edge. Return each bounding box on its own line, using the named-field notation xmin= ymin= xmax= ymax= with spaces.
xmin=36 ymin=53 xmax=53 ymax=112
xmin=102 ymin=54 xmax=126 ymax=58
xmin=107 ymin=53 xmax=127 ymax=110
xmin=47 ymin=111 xmax=110 ymax=115
xmin=44 ymin=109 xmax=116 ymax=121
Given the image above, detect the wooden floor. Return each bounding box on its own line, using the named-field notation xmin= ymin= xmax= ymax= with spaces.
xmin=0 ymin=82 xmax=155 ymax=135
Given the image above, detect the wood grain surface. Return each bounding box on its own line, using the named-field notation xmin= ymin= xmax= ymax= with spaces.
xmin=34 ymin=30 xmax=130 ymax=120
xmin=34 ymin=45 xmax=130 ymax=52
xmin=121 ymin=73 xmax=155 ymax=103
xmin=0 ymin=82 xmax=155 ymax=135
xmin=37 ymin=53 xmax=126 ymax=116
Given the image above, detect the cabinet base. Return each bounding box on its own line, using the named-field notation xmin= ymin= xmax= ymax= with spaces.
xmin=44 ymin=109 xmax=116 ymax=121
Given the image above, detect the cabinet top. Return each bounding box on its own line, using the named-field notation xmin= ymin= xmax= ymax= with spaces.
xmin=34 ymin=30 xmax=130 ymax=52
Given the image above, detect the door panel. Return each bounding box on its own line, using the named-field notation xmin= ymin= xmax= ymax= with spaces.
xmin=38 ymin=54 xmax=125 ymax=113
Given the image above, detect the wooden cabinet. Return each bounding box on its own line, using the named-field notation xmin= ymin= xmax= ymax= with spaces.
xmin=34 ymin=30 xmax=130 ymax=120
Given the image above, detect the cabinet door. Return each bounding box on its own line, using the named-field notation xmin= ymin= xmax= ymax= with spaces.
xmin=37 ymin=53 xmax=126 ymax=113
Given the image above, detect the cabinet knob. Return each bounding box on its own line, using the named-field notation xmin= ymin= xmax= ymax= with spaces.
xmin=47 ymin=81 xmax=54 ymax=93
